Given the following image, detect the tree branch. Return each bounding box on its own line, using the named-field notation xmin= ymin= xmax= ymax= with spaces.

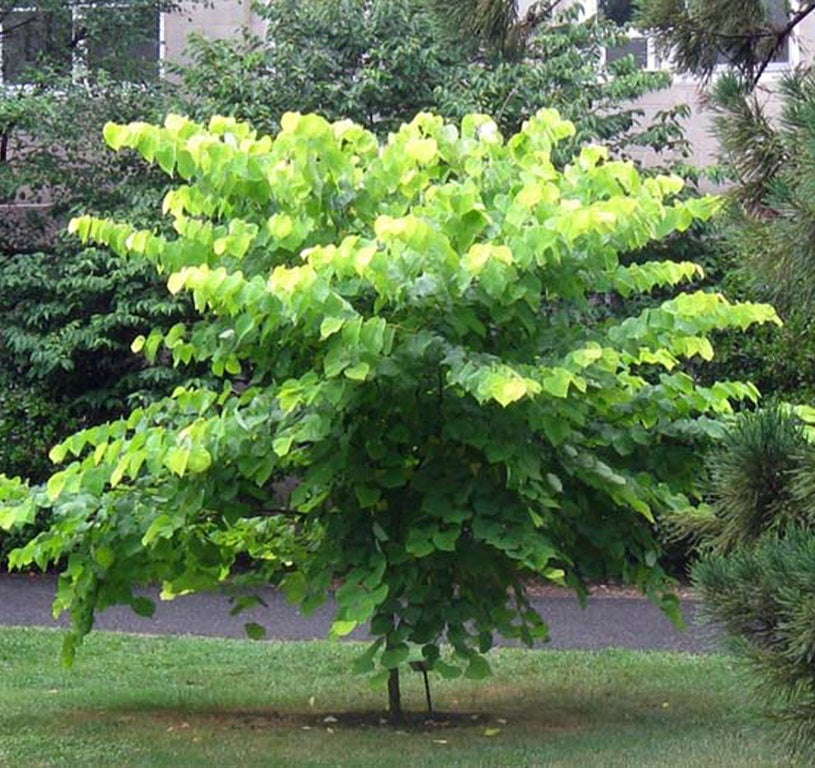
xmin=751 ymin=2 xmax=815 ymax=87
xmin=255 ymin=507 xmax=297 ymax=518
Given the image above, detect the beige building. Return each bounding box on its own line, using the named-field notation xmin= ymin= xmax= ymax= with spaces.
xmin=163 ymin=1 xmax=264 ymax=63
xmin=0 ymin=2 xmax=258 ymax=83
xmin=1 ymin=0 xmax=811 ymax=167
xmin=545 ymin=0 xmax=815 ymax=168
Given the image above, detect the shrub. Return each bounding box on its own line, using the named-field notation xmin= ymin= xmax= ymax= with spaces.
xmin=2 ymin=0 xmax=694 ymax=563
xmin=0 ymin=108 xmax=778 ymax=719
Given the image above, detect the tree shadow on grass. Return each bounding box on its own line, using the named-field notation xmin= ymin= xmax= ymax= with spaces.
xmin=10 ymin=692 xmax=654 ymax=738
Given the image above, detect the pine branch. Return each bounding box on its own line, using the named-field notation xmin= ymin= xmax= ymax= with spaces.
xmin=751 ymin=2 xmax=815 ymax=86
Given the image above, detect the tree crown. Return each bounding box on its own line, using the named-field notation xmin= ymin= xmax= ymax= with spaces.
xmin=0 ymin=108 xmax=778 ymax=681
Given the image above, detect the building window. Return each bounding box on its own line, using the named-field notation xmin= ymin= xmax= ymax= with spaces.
xmin=768 ymin=0 xmax=793 ymax=64
xmin=598 ymin=0 xmax=657 ymax=70
xmin=715 ymin=0 xmax=793 ymax=67
xmin=0 ymin=4 xmax=163 ymax=86
xmin=593 ymin=0 xmax=796 ymax=74
xmin=1 ymin=9 xmax=72 ymax=83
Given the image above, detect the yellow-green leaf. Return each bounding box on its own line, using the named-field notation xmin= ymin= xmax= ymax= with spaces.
xmin=344 ymin=362 xmax=370 ymax=381
xmin=405 ymin=137 xmax=438 ymax=164
xmin=167 ymin=272 xmax=187 ymax=295
xmin=165 ymin=447 xmax=190 ymax=477
xmin=330 ymin=620 xmax=358 ymax=639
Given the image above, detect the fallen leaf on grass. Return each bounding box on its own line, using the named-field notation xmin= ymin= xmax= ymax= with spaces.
xmin=484 ymin=728 xmax=501 ymax=737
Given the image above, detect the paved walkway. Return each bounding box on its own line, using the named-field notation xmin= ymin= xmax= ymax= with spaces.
xmin=0 ymin=574 xmax=720 ymax=653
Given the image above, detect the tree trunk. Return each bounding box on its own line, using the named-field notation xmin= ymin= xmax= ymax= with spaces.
xmin=387 ymin=667 xmax=403 ymax=725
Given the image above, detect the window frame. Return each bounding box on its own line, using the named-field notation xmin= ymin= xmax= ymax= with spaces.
xmin=0 ymin=3 xmax=166 ymax=88
xmin=582 ymin=0 xmax=662 ymax=71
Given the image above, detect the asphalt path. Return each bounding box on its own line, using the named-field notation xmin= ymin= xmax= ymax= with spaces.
xmin=0 ymin=574 xmax=720 ymax=653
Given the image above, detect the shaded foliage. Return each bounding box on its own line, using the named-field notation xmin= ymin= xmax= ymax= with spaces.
xmin=679 ymin=68 xmax=815 ymax=406
xmin=704 ymin=237 xmax=815 ymax=405
xmin=0 ymin=4 xmax=199 ymax=486
xmin=180 ymin=0 xmax=689 ymax=158
xmin=0 ymin=241 xmax=187 ymax=413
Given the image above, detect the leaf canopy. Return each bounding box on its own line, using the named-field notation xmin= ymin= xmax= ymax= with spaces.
xmin=0 ymin=108 xmax=778 ymax=678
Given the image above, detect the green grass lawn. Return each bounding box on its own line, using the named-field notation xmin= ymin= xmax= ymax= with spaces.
xmin=0 ymin=627 xmax=797 ymax=767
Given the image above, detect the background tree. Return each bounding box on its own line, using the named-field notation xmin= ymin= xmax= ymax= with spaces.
xmin=181 ymin=0 xmax=689 ymax=157
xmin=639 ymin=3 xmax=815 ymax=746
xmin=632 ymin=0 xmax=815 ymax=404
xmin=425 ymin=0 xmax=534 ymax=55
xmin=0 ymin=1 xmax=198 ymax=490
xmin=688 ymin=66 xmax=815 ymax=405
xmin=179 ymin=0 xmax=462 ymax=137
xmin=0 ymin=0 xmax=183 ymax=208
xmin=700 ymin=71 xmax=815 ymax=403
xmin=0 ymin=108 xmax=777 ymax=721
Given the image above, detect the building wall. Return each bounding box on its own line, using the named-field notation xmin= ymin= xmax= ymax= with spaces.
xmin=631 ymin=12 xmax=815 ymax=169
xmin=163 ymin=1 xmax=264 ymax=64
xmin=526 ymin=0 xmax=815 ymax=169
